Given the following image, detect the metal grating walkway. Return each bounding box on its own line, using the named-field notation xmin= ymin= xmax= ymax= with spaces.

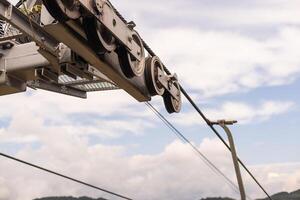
xmin=59 ymin=75 xmax=119 ymax=92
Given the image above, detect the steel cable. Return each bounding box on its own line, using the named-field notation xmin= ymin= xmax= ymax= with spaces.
xmin=145 ymin=102 xmax=249 ymax=198
xmin=0 ymin=152 xmax=133 ymax=200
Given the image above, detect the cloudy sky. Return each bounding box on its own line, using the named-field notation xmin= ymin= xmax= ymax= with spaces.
xmin=1 ymin=0 xmax=300 ymax=200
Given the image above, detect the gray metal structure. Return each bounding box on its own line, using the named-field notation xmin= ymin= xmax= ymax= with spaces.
xmin=0 ymin=0 xmax=182 ymax=113
xmin=211 ymin=120 xmax=246 ymax=200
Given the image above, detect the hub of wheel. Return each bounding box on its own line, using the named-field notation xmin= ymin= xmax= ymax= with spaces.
xmin=163 ymin=81 xmax=182 ymax=113
xmin=118 ymin=30 xmax=145 ymax=78
xmin=144 ymin=56 xmax=165 ymax=96
xmin=83 ymin=17 xmax=116 ymax=54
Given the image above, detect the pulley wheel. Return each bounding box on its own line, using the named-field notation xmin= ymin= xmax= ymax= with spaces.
xmin=144 ymin=56 xmax=165 ymax=96
xmin=118 ymin=31 xmax=145 ymax=78
xmin=83 ymin=17 xmax=116 ymax=54
xmin=163 ymin=81 xmax=182 ymax=113
xmin=43 ymin=0 xmax=81 ymax=22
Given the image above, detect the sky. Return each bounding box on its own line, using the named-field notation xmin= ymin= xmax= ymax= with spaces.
xmin=0 ymin=0 xmax=300 ymax=200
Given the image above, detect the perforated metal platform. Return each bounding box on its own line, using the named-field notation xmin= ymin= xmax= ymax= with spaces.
xmin=59 ymin=75 xmax=119 ymax=92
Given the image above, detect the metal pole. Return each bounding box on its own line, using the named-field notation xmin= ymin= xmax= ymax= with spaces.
xmin=211 ymin=120 xmax=246 ymax=200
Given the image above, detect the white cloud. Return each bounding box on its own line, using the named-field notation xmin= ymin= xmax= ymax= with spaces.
xmin=0 ymin=89 xmax=154 ymax=143
xmin=0 ymin=89 xmax=139 ymax=117
xmin=172 ymin=101 xmax=294 ymax=126
xmin=206 ymin=101 xmax=294 ymax=123
xmin=246 ymin=162 xmax=300 ymax=196
xmin=0 ymin=90 xmax=296 ymax=200
xmin=0 ymin=138 xmax=299 ymax=200
xmin=0 ymin=177 xmax=9 ymax=200
xmin=147 ymin=27 xmax=300 ymax=97
xmin=114 ymin=0 xmax=300 ymax=28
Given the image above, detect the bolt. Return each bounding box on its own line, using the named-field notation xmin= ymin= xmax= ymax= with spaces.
xmin=112 ymin=19 xmax=117 ymax=27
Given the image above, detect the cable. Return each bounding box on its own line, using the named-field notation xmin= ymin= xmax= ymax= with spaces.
xmin=107 ymin=2 xmax=273 ymax=198
xmin=145 ymin=102 xmax=248 ymax=198
xmin=179 ymin=87 xmax=273 ymax=200
xmin=145 ymin=102 xmax=257 ymax=200
xmin=0 ymin=152 xmax=133 ymax=200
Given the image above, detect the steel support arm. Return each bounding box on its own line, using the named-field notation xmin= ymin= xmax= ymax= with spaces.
xmin=211 ymin=120 xmax=246 ymax=200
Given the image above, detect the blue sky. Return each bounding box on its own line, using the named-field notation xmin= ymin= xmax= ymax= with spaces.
xmin=0 ymin=0 xmax=300 ymax=200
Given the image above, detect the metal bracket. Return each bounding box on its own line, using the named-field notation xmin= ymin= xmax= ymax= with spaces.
xmin=28 ymin=79 xmax=87 ymax=98
xmin=81 ymin=0 xmax=141 ymax=60
xmin=157 ymin=68 xmax=180 ymax=101
xmin=61 ymin=63 xmax=93 ymax=80
xmin=36 ymin=68 xmax=58 ymax=83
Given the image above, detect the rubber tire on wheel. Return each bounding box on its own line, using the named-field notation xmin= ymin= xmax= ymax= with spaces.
xmin=83 ymin=17 xmax=116 ymax=55
xmin=42 ymin=0 xmax=80 ymax=23
xmin=118 ymin=31 xmax=145 ymax=78
xmin=163 ymin=81 xmax=182 ymax=114
xmin=144 ymin=56 xmax=165 ymax=96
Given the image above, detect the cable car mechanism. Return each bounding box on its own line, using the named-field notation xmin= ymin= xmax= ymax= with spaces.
xmin=0 ymin=0 xmax=182 ymax=113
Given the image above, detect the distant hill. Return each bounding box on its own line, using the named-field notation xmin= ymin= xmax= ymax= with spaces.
xmin=35 ymin=190 xmax=300 ymax=200
xmin=257 ymin=189 xmax=300 ymax=200
xmin=199 ymin=189 xmax=300 ymax=200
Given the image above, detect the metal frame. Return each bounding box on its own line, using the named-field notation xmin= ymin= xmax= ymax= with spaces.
xmin=0 ymin=37 xmax=119 ymax=98
xmin=0 ymin=0 xmax=151 ymax=101
xmin=0 ymin=0 xmax=182 ymax=113
xmin=78 ymin=0 xmax=141 ymax=60
xmin=28 ymin=79 xmax=87 ymax=98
